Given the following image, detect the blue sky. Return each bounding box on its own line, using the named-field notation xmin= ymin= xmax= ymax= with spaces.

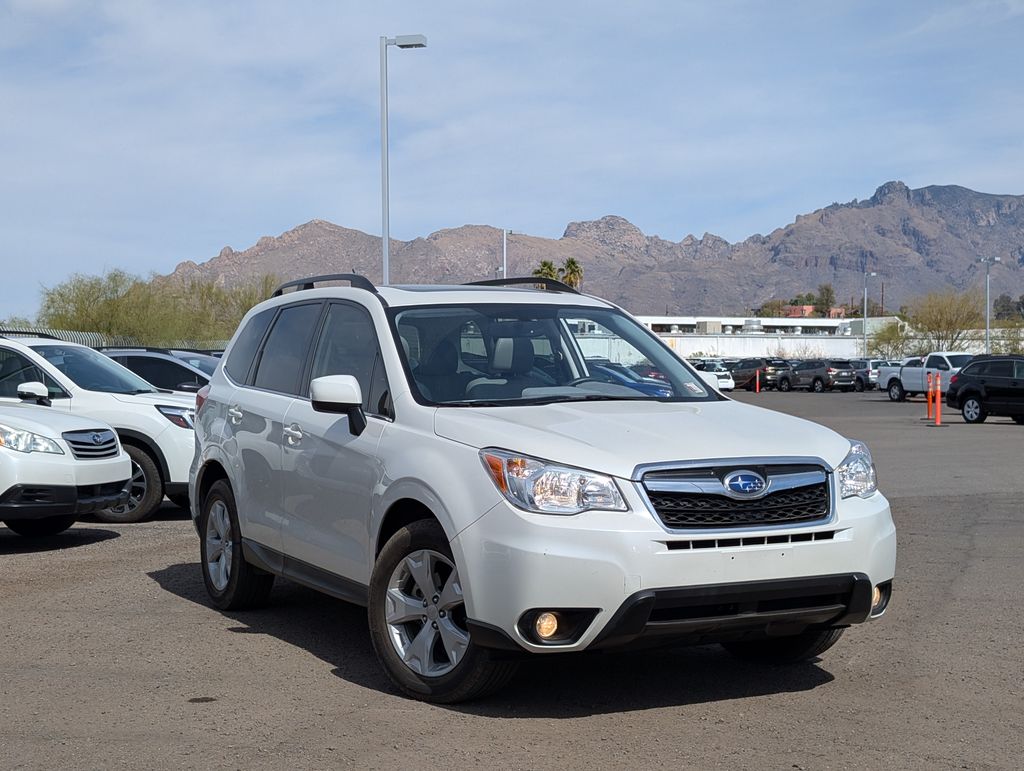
xmin=2 ymin=0 xmax=1022 ymax=318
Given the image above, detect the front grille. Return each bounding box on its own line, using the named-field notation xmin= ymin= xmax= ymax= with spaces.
xmin=644 ymin=471 xmax=830 ymax=529
xmin=62 ymin=429 xmax=119 ymax=460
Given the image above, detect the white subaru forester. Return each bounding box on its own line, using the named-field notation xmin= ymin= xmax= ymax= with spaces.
xmin=190 ymin=275 xmax=896 ymax=703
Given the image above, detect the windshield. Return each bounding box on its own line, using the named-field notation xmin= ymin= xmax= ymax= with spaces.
xmin=391 ymin=304 xmax=715 ymax=406
xmin=948 ymin=355 xmax=973 ymax=369
xmin=33 ymin=345 xmax=158 ymax=394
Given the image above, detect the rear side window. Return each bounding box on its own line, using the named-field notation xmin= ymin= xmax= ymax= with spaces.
xmin=1016 ymin=361 xmax=1024 ymax=380
xmin=983 ymin=360 xmax=1013 ymax=378
xmin=225 ymin=308 xmax=275 ymax=384
xmin=252 ymin=303 xmax=323 ymax=395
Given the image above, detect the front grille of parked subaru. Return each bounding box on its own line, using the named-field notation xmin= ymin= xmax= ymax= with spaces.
xmin=641 ymin=464 xmax=831 ymax=529
xmin=62 ymin=429 xmax=119 ymax=460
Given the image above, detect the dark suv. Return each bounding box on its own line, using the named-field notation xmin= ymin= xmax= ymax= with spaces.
xmin=946 ymin=355 xmax=1024 ymax=424
xmin=780 ymin=360 xmax=857 ymax=393
xmin=728 ymin=358 xmax=792 ymax=391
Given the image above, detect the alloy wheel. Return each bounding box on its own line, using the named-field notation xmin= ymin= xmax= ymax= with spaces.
xmin=963 ymin=399 xmax=982 ymax=422
xmin=106 ymin=460 xmax=146 ymax=516
xmin=385 ymin=549 xmax=469 ymax=677
xmin=205 ymin=499 xmax=233 ymax=591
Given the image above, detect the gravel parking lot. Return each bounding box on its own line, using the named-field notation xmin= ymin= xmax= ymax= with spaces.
xmin=2 ymin=391 xmax=1021 ymax=770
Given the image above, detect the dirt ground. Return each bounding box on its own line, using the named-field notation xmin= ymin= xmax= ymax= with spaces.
xmin=2 ymin=392 xmax=1021 ymax=770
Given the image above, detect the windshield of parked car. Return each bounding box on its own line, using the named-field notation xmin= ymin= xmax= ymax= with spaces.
xmin=947 ymin=355 xmax=973 ymax=369
xmin=32 ymin=345 xmax=158 ymax=394
xmin=391 ymin=304 xmax=715 ymax=406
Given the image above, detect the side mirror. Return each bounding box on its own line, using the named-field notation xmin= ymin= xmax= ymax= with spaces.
xmin=17 ymin=381 xmax=51 ymax=407
xmin=697 ymin=371 xmax=721 ymax=392
xmin=310 ymin=375 xmax=366 ymax=436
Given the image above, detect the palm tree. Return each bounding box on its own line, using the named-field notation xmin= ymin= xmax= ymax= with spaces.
xmin=560 ymin=257 xmax=583 ymax=290
xmin=532 ymin=260 xmax=559 ymax=281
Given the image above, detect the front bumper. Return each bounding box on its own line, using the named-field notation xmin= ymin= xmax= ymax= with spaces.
xmin=452 ymin=487 xmax=896 ymax=654
xmin=0 ymin=481 xmax=130 ymax=519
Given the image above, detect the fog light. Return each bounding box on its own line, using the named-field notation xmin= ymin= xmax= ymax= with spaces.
xmin=535 ymin=612 xmax=559 ymax=640
xmin=872 ymin=585 xmax=882 ymax=610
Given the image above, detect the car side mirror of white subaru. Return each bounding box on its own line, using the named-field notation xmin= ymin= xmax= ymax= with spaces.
xmin=310 ymin=375 xmax=366 ymax=436
xmin=697 ymin=371 xmax=720 ymax=392
xmin=17 ymin=381 xmax=51 ymax=407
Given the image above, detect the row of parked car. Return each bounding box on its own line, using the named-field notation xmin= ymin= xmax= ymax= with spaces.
xmin=688 ymin=357 xmax=899 ymax=394
xmin=0 ymin=333 xmax=225 ymax=536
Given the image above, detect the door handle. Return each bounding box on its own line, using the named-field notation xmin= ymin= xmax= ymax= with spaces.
xmin=227 ymin=405 xmax=243 ymax=424
xmin=283 ymin=424 xmax=303 ymax=445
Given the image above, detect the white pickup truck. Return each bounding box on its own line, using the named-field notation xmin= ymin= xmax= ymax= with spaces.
xmin=880 ymin=352 xmax=974 ymax=401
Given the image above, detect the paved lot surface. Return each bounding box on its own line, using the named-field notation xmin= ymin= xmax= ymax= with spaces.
xmin=2 ymin=391 xmax=1021 ymax=770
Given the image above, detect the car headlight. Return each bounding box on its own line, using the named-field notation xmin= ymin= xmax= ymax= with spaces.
xmin=0 ymin=423 xmax=64 ymax=454
xmin=480 ymin=449 xmax=627 ymax=515
xmin=156 ymin=405 xmax=195 ymax=429
xmin=836 ymin=440 xmax=877 ymax=499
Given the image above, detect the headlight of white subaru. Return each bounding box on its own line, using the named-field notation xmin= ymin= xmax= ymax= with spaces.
xmin=836 ymin=440 xmax=877 ymax=498
xmin=0 ymin=423 xmax=64 ymax=454
xmin=480 ymin=449 xmax=627 ymax=515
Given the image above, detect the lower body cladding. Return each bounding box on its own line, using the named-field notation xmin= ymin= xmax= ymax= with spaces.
xmin=452 ymin=493 xmax=896 ymax=655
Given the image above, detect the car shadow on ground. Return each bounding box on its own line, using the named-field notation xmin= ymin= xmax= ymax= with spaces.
xmin=149 ymin=562 xmax=836 ymax=716
xmin=0 ymin=526 xmax=120 ymax=555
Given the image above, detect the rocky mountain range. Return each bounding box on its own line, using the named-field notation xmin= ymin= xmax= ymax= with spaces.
xmin=166 ymin=181 xmax=1024 ymax=315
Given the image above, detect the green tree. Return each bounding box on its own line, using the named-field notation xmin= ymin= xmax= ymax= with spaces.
xmin=532 ymin=260 xmax=560 ymax=282
xmin=870 ymin=321 xmax=913 ymax=359
xmin=813 ymin=284 xmax=836 ymax=317
xmin=757 ymin=299 xmax=788 ymax=317
xmin=0 ymin=315 xmax=35 ymax=328
xmin=559 ymin=257 xmax=584 ymax=290
xmin=906 ymin=289 xmax=983 ymax=351
xmin=993 ymin=292 xmax=1017 ymax=321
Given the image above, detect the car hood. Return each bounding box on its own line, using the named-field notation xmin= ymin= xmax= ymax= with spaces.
xmin=434 ymin=399 xmax=853 ymax=479
xmin=109 ymin=391 xmax=195 ymax=408
xmin=0 ymin=402 xmax=116 ymax=437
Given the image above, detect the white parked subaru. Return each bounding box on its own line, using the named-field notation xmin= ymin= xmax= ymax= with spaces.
xmin=1 ymin=383 xmax=131 ymax=536
xmin=0 ymin=334 xmax=196 ymax=521
xmin=190 ymin=275 xmax=896 ymax=703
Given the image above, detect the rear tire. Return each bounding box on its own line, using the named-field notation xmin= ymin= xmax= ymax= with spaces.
xmin=368 ymin=519 xmax=518 ymax=703
xmin=199 ymin=480 xmax=273 ymax=610
xmin=3 ymin=515 xmax=77 ymax=537
xmin=854 ymin=379 xmax=865 ymax=393
xmin=722 ymin=628 xmax=845 ymax=664
xmin=1012 ymin=416 xmax=1024 ymax=425
xmin=887 ymin=381 xmax=905 ymax=402
xmin=961 ymin=396 xmax=987 ymax=424
xmin=96 ymin=445 xmax=163 ymax=523
xmin=811 ymin=378 xmax=824 ymax=393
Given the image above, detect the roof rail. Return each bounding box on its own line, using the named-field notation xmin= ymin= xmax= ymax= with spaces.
xmin=0 ymin=329 xmax=62 ymax=340
xmin=96 ymin=346 xmax=171 ymax=354
xmin=464 ymin=276 xmax=580 ymax=294
xmin=272 ymin=273 xmax=377 ymax=297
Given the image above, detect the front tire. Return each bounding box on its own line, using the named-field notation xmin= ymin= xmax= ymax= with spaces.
xmin=854 ymin=379 xmax=865 ymax=392
xmin=3 ymin=515 xmax=77 ymax=537
xmin=199 ymin=480 xmax=273 ymax=610
xmin=722 ymin=628 xmax=845 ymax=664
xmin=961 ymin=396 xmax=987 ymax=424
xmin=778 ymin=378 xmax=791 ymax=392
xmin=368 ymin=519 xmax=517 ymax=703
xmin=96 ymin=445 xmax=163 ymax=523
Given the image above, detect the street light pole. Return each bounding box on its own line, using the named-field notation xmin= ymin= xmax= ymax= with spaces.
xmin=863 ymin=271 xmax=877 ymax=357
xmin=502 ymin=228 xmax=507 ymax=279
xmin=978 ymin=256 xmax=1002 ymax=353
xmin=379 ymin=34 xmax=427 ymax=285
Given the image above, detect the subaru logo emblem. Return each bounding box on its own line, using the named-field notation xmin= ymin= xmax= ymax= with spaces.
xmin=91 ymin=432 xmax=104 ymax=445
xmin=724 ymin=470 xmax=767 ymax=497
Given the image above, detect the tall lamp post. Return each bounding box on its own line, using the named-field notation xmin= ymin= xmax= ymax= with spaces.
xmin=380 ymin=34 xmax=427 ymax=285
xmin=978 ymin=256 xmax=1001 ymax=353
xmin=863 ymin=271 xmax=877 ymax=357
